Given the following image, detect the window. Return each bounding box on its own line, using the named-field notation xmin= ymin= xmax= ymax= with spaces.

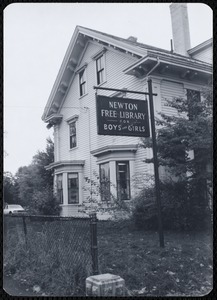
xmin=96 ymin=55 xmax=105 ymax=85
xmin=99 ymin=162 xmax=110 ymax=201
xmin=56 ymin=174 xmax=63 ymax=204
xmin=79 ymin=68 xmax=86 ymax=96
xmin=68 ymin=173 xmax=79 ymax=204
xmin=69 ymin=121 xmax=77 ymax=149
xmin=116 ymin=161 xmax=130 ymax=200
xmin=187 ymin=89 xmax=201 ymax=120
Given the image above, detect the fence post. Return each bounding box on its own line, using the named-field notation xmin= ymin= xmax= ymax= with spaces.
xmin=22 ymin=216 xmax=27 ymax=246
xmin=90 ymin=212 xmax=99 ymax=275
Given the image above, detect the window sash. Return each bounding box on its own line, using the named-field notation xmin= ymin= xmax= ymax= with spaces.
xmin=79 ymin=69 xmax=86 ymax=96
xmin=96 ymin=55 xmax=105 ymax=85
xmin=56 ymin=174 xmax=63 ymax=204
xmin=69 ymin=122 xmax=77 ymax=149
xmin=99 ymin=162 xmax=110 ymax=201
xmin=68 ymin=173 xmax=79 ymax=204
xmin=116 ymin=161 xmax=130 ymax=200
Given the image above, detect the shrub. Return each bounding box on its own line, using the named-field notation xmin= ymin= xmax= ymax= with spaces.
xmin=131 ymin=181 xmax=212 ymax=231
xmin=31 ymin=186 xmax=61 ymax=215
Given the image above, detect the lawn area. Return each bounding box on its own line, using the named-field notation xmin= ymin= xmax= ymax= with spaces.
xmin=97 ymin=220 xmax=213 ymax=297
xmin=4 ymin=217 xmax=213 ymax=297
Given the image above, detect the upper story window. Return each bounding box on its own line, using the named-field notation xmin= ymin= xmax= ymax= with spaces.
xmin=96 ymin=55 xmax=105 ymax=85
xmin=79 ymin=68 xmax=87 ymax=97
xmin=69 ymin=121 xmax=77 ymax=149
xmin=187 ymin=89 xmax=201 ymax=120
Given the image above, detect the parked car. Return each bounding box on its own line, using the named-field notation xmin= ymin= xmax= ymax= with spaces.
xmin=4 ymin=204 xmax=25 ymax=215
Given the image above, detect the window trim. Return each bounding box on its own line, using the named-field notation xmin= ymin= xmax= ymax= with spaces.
xmin=96 ymin=55 xmax=105 ymax=85
xmin=66 ymin=115 xmax=79 ymax=150
xmin=67 ymin=172 xmax=79 ymax=204
xmin=69 ymin=120 xmax=77 ymax=150
xmin=56 ymin=174 xmax=63 ymax=204
xmin=99 ymin=162 xmax=110 ymax=202
xmin=93 ymin=51 xmax=107 ymax=86
xmin=77 ymin=65 xmax=88 ymax=98
xmin=116 ymin=161 xmax=131 ymax=201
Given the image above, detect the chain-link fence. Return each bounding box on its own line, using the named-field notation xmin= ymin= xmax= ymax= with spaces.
xmin=4 ymin=214 xmax=98 ymax=296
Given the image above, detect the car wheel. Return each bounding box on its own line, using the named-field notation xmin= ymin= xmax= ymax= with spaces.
xmin=9 ymin=211 xmax=12 ymax=215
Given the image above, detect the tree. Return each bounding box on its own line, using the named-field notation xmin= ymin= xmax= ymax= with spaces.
xmin=140 ymin=85 xmax=212 ymax=229
xmin=32 ymin=137 xmax=54 ymax=189
xmin=3 ymin=172 xmax=17 ymax=205
xmin=15 ymin=137 xmax=56 ymax=213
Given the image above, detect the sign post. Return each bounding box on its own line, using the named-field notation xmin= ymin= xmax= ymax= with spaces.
xmin=94 ymin=84 xmax=164 ymax=248
xmin=147 ymin=78 xmax=164 ymax=248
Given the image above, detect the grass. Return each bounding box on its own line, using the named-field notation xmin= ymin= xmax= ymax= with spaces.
xmin=4 ymin=217 xmax=213 ymax=297
xmin=97 ymin=220 xmax=213 ymax=297
xmin=4 ymin=216 xmax=92 ymax=296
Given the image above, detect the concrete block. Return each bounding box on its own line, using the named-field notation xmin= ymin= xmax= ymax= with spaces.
xmin=86 ymin=273 xmax=125 ymax=296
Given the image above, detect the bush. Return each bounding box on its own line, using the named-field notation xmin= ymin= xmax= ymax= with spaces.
xmin=131 ymin=181 xmax=212 ymax=231
xmin=31 ymin=186 xmax=61 ymax=215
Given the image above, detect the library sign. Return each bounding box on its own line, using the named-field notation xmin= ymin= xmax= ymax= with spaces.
xmin=96 ymin=95 xmax=150 ymax=137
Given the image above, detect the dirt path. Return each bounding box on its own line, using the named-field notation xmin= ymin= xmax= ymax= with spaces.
xmin=3 ymin=274 xmax=41 ymax=297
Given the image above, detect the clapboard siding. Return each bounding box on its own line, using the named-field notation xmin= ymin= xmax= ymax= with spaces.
xmin=191 ymin=47 xmax=212 ymax=64
xmin=96 ymin=47 xmax=145 ymax=148
xmin=56 ymin=42 xmax=152 ymax=201
xmin=57 ymin=42 xmax=148 ymax=159
xmin=161 ymin=80 xmax=185 ymax=116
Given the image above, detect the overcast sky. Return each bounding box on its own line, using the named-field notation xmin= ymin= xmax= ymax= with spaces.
xmin=4 ymin=3 xmax=213 ymax=175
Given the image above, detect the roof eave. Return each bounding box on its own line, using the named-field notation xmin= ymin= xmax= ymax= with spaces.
xmin=124 ymin=52 xmax=212 ymax=76
xmin=42 ymin=26 xmax=148 ymax=122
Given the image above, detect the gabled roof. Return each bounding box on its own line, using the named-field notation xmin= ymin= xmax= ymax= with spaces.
xmin=188 ymin=38 xmax=213 ymax=55
xmin=42 ymin=26 xmax=212 ymax=124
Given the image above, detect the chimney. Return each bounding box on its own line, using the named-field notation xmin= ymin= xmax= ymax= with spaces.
xmin=170 ymin=3 xmax=191 ymax=56
xmin=127 ymin=36 xmax=138 ymax=43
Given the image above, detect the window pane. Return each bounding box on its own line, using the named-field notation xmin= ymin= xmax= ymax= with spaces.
xmin=56 ymin=174 xmax=63 ymax=204
xmin=96 ymin=55 xmax=105 ymax=85
xmin=99 ymin=162 xmax=110 ymax=201
xmin=69 ymin=122 xmax=77 ymax=148
xmin=79 ymin=69 xmax=85 ymax=83
xmin=69 ymin=122 xmax=76 ymax=135
xmin=79 ymin=69 xmax=86 ymax=96
xmin=97 ymin=56 xmax=103 ymax=70
xmin=70 ymin=136 xmax=77 ymax=148
xmin=99 ymin=70 xmax=104 ymax=84
xmin=80 ymin=82 xmax=86 ymax=96
xmin=68 ymin=173 xmax=79 ymax=204
xmin=116 ymin=161 xmax=130 ymax=200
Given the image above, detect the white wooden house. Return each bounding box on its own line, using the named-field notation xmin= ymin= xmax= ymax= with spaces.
xmin=42 ymin=3 xmax=212 ymax=217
